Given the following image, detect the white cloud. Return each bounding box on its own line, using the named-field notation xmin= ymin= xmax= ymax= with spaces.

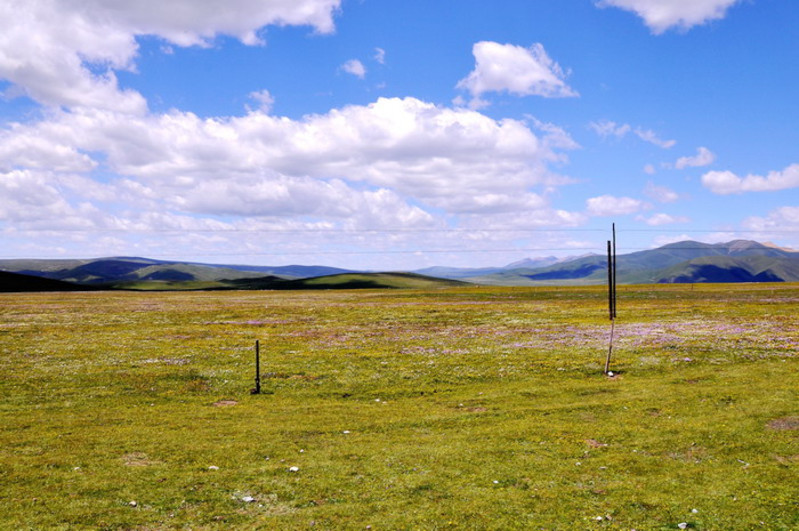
xmin=639 ymin=213 xmax=690 ymax=226
xmin=700 ymin=171 xmax=741 ymax=194
xmin=589 ymin=120 xmax=631 ymax=138
xmin=634 ymin=127 xmax=676 ymax=149
xmin=531 ymin=118 xmax=581 ymax=154
xmin=374 ymin=48 xmax=386 ymax=65
xmin=0 ymin=2 xmax=596 ymax=267
xmin=586 ymin=195 xmax=649 ymax=217
xmin=675 ymin=146 xmax=715 ymax=169
xmin=0 ymin=0 xmax=341 ymax=112
xmin=0 ymin=169 xmax=67 ymax=220
xmin=443 ymin=192 xmax=548 ymax=215
xmin=459 ymin=209 xmax=588 ymax=232
xmin=643 ymin=164 xmax=656 ymax=175
xmin=1 ymin=97 xmax=577 ymax=224
xmin=341 ymin=59 xmax=366 ymax=79
xmin=644 ymin=182 xmax=679 ymax=203
xmin=590 ymin=120 xmax=674 ymax=148
xmin=182 ymin=174 xmax=434 ymax=228
xmin=0 ymin=125 xmax=97 ymax=173
xmin=457 ymin=41 xmax=577 ymax=108
xmin=702 ymin=164 xmax=799 ymax=194
xmin=248 ymin=90 xmax=275 ymax=113
xmin=0 ymin=169 xmax=114 ymax=230
xmin=596 ymin=0 xmax=742 ymax=34
xmin=743 ymin=206 xmax=799 ymax=232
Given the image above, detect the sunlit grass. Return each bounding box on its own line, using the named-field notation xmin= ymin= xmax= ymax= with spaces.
xmin=0 ymin=285 xmax=797 ymax=529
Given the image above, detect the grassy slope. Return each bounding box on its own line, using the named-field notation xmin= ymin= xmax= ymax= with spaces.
xmin=297 ymin=272 xmax=467 ymax=289
xmin=0 ymin=270 xmax=95 ymax=292
xmin=112 ymin=272 xmax=465 ymax=291
xmin=0 ymin=285 xmax=796 ymax=529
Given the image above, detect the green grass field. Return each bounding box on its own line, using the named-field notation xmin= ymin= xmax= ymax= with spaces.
xmin=1 ymin=284 xmax=796 ymax=529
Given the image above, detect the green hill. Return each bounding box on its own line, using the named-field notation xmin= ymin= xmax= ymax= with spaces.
xmin=104 ymin=273 xmax=466 ymax=291
xmin=295 ymin=272 xmax=467 ymax=290
xmin=0 ymin=270 xmax=96 ymax=292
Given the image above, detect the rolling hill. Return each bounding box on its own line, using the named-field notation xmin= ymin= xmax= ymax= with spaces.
xmin=0 ymin=270 xmax=97 ymax=292
xmin=2 ymin=240 xmax=798 ymax=291
xmin=92 ymin=272 xmax=466 ymax=291
xmin=0 ymin=257 xmax=352 ymax=287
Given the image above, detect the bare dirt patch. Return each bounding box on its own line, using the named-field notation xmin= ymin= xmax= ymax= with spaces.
xmin=767 ymin=416 xmax=799 ymax=431
xmin=122 ymin=452 xmax=158 ymax=467
xmin=213 ymin=400 xmax=238 ymax=407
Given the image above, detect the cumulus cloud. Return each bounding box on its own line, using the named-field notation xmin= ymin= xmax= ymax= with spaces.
xmin=596 ymin=0 xmax=742 ymax=34
xmin=1 ymin=97 xmax=578 ymax=229
xmin=701 ymin=164 xmax=799 ymax=194
xmin=0 ymin=169 xmax=114 ymax=229
xmin=0 ymin=2 xmax=593 ymax=266
xmin=341 ymin=59 xmax=367 ymax=79
xmin=0 ymin=125 xmax=97 ymax=173
xmin=457 ymin=41 xmax=577 ymax=108
xmin=586 ymin=195 xmax=649 ymax=217
xmin=675 ymin=146 xmax=715 ymax=169
xmin=0 ymin=0 xmax=341 ymax=111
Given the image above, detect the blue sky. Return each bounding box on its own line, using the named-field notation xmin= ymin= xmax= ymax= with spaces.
xmin=1 ymin=0 xmax=798 ymax=269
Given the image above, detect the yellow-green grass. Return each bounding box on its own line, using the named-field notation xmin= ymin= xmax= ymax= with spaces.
xmin=0 ymin=285 xmax=796 ymax=529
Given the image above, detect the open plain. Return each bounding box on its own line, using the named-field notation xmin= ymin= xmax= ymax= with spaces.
xmin=0 ymin=284 xmax=797 ymax=529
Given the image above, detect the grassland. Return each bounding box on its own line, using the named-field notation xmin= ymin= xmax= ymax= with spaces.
xmin=0 ymin=284 xmax=796 ymax=529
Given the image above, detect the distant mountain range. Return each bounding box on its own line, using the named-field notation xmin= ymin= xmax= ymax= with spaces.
xmin=453 ymin=240 xmax=799 ymax=286
xmin=1 ymin=240 xmax=798 ymax=292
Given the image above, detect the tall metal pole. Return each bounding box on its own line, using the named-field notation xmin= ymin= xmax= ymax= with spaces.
xmin=605 ymin=320 xmax=615 ymax=375
xmin=612 ymin=223 xmax=617 ymax=318
xmin=605 ymin=232 xmax=616 ymax=375
xmin=253 ymin=340 xmax=261 ymax=394
xmin=607 ymin=240 xmax=613 ymax=321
